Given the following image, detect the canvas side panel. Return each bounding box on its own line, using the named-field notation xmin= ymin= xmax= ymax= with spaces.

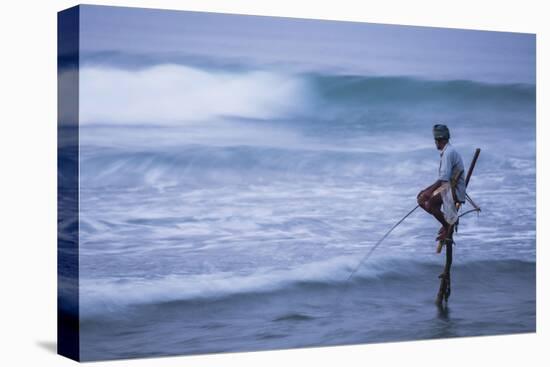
xmin=57 ymin=5 xmax=80 ymax=362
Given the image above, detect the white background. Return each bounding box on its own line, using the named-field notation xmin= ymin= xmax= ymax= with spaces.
xmin=0 ymin=0 xmax=547 ymax=366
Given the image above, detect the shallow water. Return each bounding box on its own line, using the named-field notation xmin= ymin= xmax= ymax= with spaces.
xmin=79 ymin=259 xmax=535 ymax=361
xmin=75 ymin=80 xmax=535 ymax=360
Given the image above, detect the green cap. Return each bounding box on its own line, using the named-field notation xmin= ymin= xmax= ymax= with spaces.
xmin=433 ymin=124 xmax=450 ymax=140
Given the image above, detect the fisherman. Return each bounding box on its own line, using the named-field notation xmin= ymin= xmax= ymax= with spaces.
xmin=417 ymin=124 xmax=466 ymax=241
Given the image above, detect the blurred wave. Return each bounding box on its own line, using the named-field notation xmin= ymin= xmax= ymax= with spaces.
xmin=77 ymin=64 xmax=535 ymax=126
xmin=80 ymin=257 xmax=534 ymax=320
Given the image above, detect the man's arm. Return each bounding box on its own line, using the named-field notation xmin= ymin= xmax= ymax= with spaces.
xmin=418 ymin=147 xmax=453 ymax=203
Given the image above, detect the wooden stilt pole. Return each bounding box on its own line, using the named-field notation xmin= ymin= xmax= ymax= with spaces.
xmin=436 ymin=230 xmax=453 ymax=305
xmin=435 ymin=148 xmax=480 ymax=306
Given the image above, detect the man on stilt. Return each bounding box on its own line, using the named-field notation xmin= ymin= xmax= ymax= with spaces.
xmin=417 ymin=124 xmax=466 ymax=243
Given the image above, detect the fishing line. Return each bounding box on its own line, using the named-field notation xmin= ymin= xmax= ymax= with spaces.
xmin=458 ymin=208 xmax=481 ymax=218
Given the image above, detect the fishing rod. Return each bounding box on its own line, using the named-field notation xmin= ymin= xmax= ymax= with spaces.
xmin=346 ymin=204 xmax=420 ymax=281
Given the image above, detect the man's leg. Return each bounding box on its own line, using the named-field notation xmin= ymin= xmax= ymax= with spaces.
xmin=427 ymin=193 xmax=447 ymax=228
xmin=420 ymin=193 xmax=449 ymax=239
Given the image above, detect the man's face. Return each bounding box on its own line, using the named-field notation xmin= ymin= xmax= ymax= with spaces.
xmin=435 ymin=139 xmax=446 ymax=150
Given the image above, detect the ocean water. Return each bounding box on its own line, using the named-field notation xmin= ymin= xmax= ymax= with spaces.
xmin=64 ymin=6 xmax=535 ymax=362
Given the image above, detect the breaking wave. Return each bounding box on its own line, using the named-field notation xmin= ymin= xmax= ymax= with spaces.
xmin=78 ymin=64 xmax=311 ymax=124
xmin=77 ymin=64 xmax=535 ymax=125
xmin=79 ymin=257 xmax=534 ymax=320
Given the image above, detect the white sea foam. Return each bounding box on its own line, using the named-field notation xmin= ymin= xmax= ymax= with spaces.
xmin=78 ymin=64 xmax=311 ymax=124
xmin=79 ymin=256 xmax=354 ymax=317
xmin=79 ymin=255 xmax=438 ymax=318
